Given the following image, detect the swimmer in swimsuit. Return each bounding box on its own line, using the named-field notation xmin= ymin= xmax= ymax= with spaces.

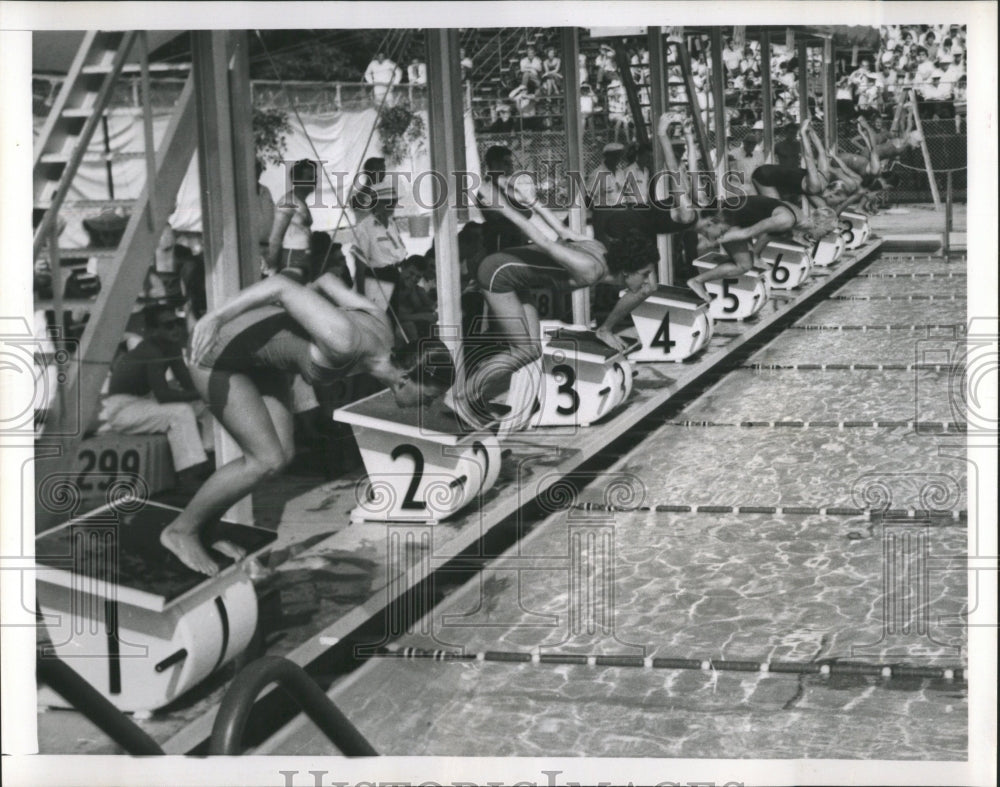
xmin=686 ymin=195 xmax=838 ymax=301
xmin=752 ymin=119 xmax=846 ymax=210
xmin=160 ymin=272 xmax=456 ymax=576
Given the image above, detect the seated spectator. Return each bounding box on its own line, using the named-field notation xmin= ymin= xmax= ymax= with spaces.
xmin=920 ymin=69 xmax=954 ymax=118
xmin=914 ymin=47 xmax=936 ymax=92
xmin=578 ymin=53 xmax=590 ymax=87
xmin=605 ymin=73 xmax=632 ymax=142
xmin=579 ymin=83 xmax=598 ymax=131
xmin=942 ymin=49 xmax=965 ymax=86
xmin=540 ymin=46 xmax=562 ymax=95
xmin=519 ymin=45 xmax=542 ymax=92
xmin=722 ymin=37 xmax=742 ymax=75
xmin=508 ymin=85 xmax=542 ymax=130
xmin=489 ymin=103 xmax=518 ymax=132
xmin=391 ymin=255 xmax=438 ymax=342
xmin=98 ymin=305 xmax=213 ymax=489
xmin=587 ymin=142 xmax=627 ymax=209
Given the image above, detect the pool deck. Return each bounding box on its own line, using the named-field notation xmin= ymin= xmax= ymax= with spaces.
xmin=38 ymin=207 xmax=965 ymax=754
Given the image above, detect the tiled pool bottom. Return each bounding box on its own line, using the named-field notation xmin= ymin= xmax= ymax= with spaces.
xmin=322 ymin=511 xmax=966 ymax=759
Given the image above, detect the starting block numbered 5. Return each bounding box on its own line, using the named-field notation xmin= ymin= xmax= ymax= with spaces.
xmin=839 ymin=211 xmax=871 ymax=250
xmin=528 ymin=327 xmax=634 ymax=427
xmin=334 ymin=390 xmax=501 ymax=523
xmin=36 ymin=501 xmax=276 ymax=713
xmin=810 ymin=232 xmax=846 ymax=266
xmin=692 ymin=252 xmax=771 ymax=321
xmin=757 ymin=240 xmax=813 ymax=290
xmin=628 ymin=285 xmax=713 ymax=363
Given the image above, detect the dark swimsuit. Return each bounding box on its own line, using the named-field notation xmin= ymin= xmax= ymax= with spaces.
xmin=721 ymin=195 xmax=797 ymax=228
xmin=477 ymin=239 xmax=607 ymax=299
xmin=752 ymin=164 xmax=812 ymax=198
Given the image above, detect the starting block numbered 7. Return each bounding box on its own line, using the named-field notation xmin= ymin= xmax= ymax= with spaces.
xmin=334 ymin=390 xmax=501 ymax=523
xmin=839 ymin=211 xmax=871 ymax=250
xmin=36 ymin=501 xmax=276 ymax=713
xmin=810 ymin=232 xmax=846 ymax=266
xmin=628 ymin=285 xmax=713 ymax=363
xmin=757 ymin=240 xmax=813 ymax=290
xmin=692 ymin=252 xmax=771 ymax=321
xmin=528 ymin=327 xmax=634 ymax=427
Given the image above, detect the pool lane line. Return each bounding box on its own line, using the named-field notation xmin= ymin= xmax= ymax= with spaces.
xmin=663 ymin=419 xmax=966 ymax=431
xmin=741 ymin=362 xmax=964 ymax=372
xmin=570 ymin=502 xmax=967 ymax=521
xmin=856 ymin=272 xmax=966 ymax=279
xmin=827 ymin=295 xmax=966 ymax=302
xmin=788 ymin=324 xmax=963 ymax=332
xmin=377 ymin=644 xmax=966 ymax=684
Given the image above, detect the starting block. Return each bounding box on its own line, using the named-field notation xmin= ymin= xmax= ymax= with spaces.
xmin=692 ymin=252 xmax=771 ymax=321
xmin=839 ymin=211 xmax=870 ymax=250
xmin=627 ymin=285 xmax=713 ymax=363
xmin=757 ymin=240 xmax=813 ymax=290
xmin=528 ymin=327 xmax=635 ymax=427
xmin=334 ymin=390 xmax=501 ymax=523
xmin=36 ymin=501 xmax=275 ymax=713
xmin=810 ymin=232 xmax=846 ymax=267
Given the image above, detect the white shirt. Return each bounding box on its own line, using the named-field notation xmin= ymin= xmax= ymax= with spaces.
xmin=365 ymin=58 xmax=401 ymax=86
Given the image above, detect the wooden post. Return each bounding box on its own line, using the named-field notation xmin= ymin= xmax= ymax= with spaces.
xmin=227 ymin=31 xmax=262 ymax=288
xmin=647 ymin=26 xmax=672 ymax=284
xmin=943 ymin=170 xmax=953 ymax=258
xmin=823 ymin=38 xmax=837 ymax=150
xmin=709 ymin=28 xmax=728 ymax=202
xmin=907 ymin=88 xmax=941 ymax=207
xmin=561 ymin=27 xmax=590 ymax=326
xmin=139 ymin=32 xmax=158 ymax=233
xmin=797 ymin=39 xmax=810 ymax=126
xmin=425 ymin=29 xmax=467 ymax=367
xmin=760 ymin=31 xmax=774 ymax=163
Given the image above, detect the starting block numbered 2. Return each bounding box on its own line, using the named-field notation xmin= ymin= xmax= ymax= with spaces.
xmin=36 ymin=501 xmax=276 ymax=713
xmin=334 ymin=390 xmax=501 ymax=523
xmin=628 ymin=285 xmax=713 ymax=363
xmin=810 ymin=232 xmax=846 ymax=266
xmin=692 ymin=252 xmax=771 ymax=321
xmin=528 ymin=327 xmax=634 ymax=427
xmin=757 ymin=240 xmax=813 ymax=290
xmin=839 ymin=211 xmax=871 ymax=250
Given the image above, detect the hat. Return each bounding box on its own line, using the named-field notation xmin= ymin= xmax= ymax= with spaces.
xmin=602 ymin=142 xmax=625 ymax=154
xmin=373 ymin=181 xmax=398 ymax=201
xmin=752 ymin=120 xmax=764 ymax=130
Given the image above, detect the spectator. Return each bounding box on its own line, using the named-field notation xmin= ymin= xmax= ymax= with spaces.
xmin=579 ymin=83 xmax=598 ymax=131
xmin=460 ymin=48 xmax=474 ymax=81
xmin=508 ymin=85 xmax=541 ymax=130
xmin=266 ymin=158 xmax=316 ymax=278
xmin=605 ymin=72 xmax=632 ymax=142
xmin=407 ymin=57 xmax=427 ymax=86
xmin=254 ymin=159 xmax=275 ymax=263
xmin=352 ymin=180 xmax=407 ymax=311
xmin=914 ymin=47 xmax=936 ymax=91
xmin=594 ymin=44 xmax=616 ymax=88
xmin=722 ymin=37 xmax=742 ymax=74
xmin=364 ymin=51 xmax=402 ymax=106
xmin=519 ymin=45 xmax=542 ymax=92
xmin=350 ymin=156 xmax=387 ymax=212
xmin=587 ymin=141 xmax=627 ymax=209
xmin=98 ymin=305 xmax=214 ymax=489
xmin=953 ymin=74 xmax=967 ymax=133
xmin=391 ymin=256 xmax=437 ymax=342
xmin=731 ymin=132 xmax=764 ymax=195
xmin=540 ymin=46 xmax=562 ymax=96
xmin=621 ymin=142 xmax=653 ymax=206
xmin=489 ymin=103 xmax=518 ymax=132
xmin=578 ymin=53 xmax=590 ymax=87
xmin=921 ymin=69 xmax=954 ymax=119
xmin=942 ymin=49 xmax=965 ymax=87
xmin=835 ymin=76 xmax=856 ymax=119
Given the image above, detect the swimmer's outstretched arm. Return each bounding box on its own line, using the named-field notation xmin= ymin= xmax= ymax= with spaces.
xmin=799 ymin=120 xmax=826 ymax=194
xmin=718 ymin=213 xmax=795 ymax=244
xmin=655 ymin=114 xmax=696 ymax=223
xmin=311 ymin=271 xmax=385 ymax=315
xmin=498 ymin=176 xmax=589 ymax=242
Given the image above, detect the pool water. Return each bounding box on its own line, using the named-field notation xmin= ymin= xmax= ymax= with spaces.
xmin=277 ymin=255 xmax=969 ymax=759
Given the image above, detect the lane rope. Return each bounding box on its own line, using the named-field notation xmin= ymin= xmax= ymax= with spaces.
xmin=856 ymin=272 xmax=966 ymax=279
xmin=378 ymin=644 xmax=966 ymax=685
xmin=663 ymin=419 xmax=965 ymax=431
xmin=741 ymin=362 xmax=964 ymax=372
xmin=827 ymin=294 xmax=965 ymax=302
xmin=570 ymin=502 xmax=967 ymax=521
xmin=788 ymin=324 xmax=963 ymax=332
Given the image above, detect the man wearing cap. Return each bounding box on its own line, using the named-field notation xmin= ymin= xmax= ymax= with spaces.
xmin=587 ymin=142 xmax=628 ymax=210
xmin=352 ymin=180 xmax=408 ymax=310
xmin=921 ymin=69 xmax=954 ymax=119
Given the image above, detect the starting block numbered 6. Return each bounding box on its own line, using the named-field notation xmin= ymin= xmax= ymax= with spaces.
xmin=628 ymin=285 xmax=713 ymax=363
xmin=36 ymin=501 xmax=276 ymax=713
xmin=692 ymin=252 xmax=771 ymax=321
xmin=528 ymin=327 xmax=634 ymax=427
xmin=839 ymin=211 xmax=871 ymax=250
xmin=334 ymin=390 xmax=501 ymax=523
xmin=810 ymin=232 xmax=846 ymax=266
xmin=757 ymin=240 xmax=813 ymax=290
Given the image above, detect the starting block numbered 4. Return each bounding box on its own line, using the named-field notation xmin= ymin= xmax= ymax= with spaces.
xmin=839 ymin=211 xmax=871 ymax=250
xmin=334 ymin=390 xmax=501 ymax=523
xmin=628 ymin=285 xmax=713 ymax=363
xmin=528 ymin=327 xmax=634 ymax=427
xmin=757 ymin=240 xmax=813 ymax=290
xmin=809 ymin=232 xmax=846 ymax=266
xmin=36 ymin=501 xmax=275 ymax=713
xmin=692 ymin=252 xmax=771 ymax=321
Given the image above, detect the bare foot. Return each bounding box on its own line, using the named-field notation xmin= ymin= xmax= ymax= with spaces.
xmin=211 ymin=539 xmax=246 ymax=563
xmin=687 ymin=278 xmax=711 ymax=303
xmin=160 ymin=526 xmax=220 ymax=576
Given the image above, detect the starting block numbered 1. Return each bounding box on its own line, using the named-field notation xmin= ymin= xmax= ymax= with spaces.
xmin=334 ymin=390 xmax=501 ymax=523
xmin=757 ymin=240 xmax=813 ymax=290
xmin=36 ymin=501 xmax=275 ymax=713
xmin=628 ymin=285 xmax=713 ymax=363
xmin=528 ymin=327 xmax=635 ymax=427
xmin=810 ymin=232 xmax=846 ymax=266
xmin=692 ymin=252 xmax=771 ymax=321
xmin=839 ymin=211 xmax=871 ymax=250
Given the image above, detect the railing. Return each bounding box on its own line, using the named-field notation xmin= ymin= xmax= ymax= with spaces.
xmin=37 ymin=652 xmax=165 ymax=755
xmin=209 ymin=656 xmax=378 ymax=756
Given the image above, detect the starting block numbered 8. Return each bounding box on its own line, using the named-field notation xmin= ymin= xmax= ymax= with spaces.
xmin=692 ymin=252 xmax=771 ymax=321
xmin=334 ymin=390 xmax=501 ymax=523
xmin=36 ymin=501 xmax=276 ymax=713
xmin=528 ymin=327 xmax=634 ymax=427
xmin=810 ymin=232 xmax=846 ymax=266
xmin=628 ymin=285 xmax=713 ymax=363
xmin=839 ymin=211 xmax=870 ymax=250
xmin=757 ymin=240 xmax=813 ymax=290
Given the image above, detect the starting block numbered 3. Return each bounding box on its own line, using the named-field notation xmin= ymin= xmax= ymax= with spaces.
xmin=692 ymin=252 xmax=771 ymax=321
xmin=628 ymin=285 xmax=713 ymax=363
xmin=839 ymin=211 xmax=871 ymax=250
xmin=334 ymin=390 xmax=501 ymax=523
xmin=757 ymin=240 xmax=813 ymax=290
xmin=36 ymin=501 xmax=276 ymax=713
xmin=810 ymin=232 xmax=846 ymax=266
xmin=528 ymin=327 xmax=634 ymax=427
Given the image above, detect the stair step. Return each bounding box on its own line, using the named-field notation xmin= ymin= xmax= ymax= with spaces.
xmin=35 ymin=198 xmax=134 ymax=210
xmin=56 ymin=247 xmax=121 ymax=260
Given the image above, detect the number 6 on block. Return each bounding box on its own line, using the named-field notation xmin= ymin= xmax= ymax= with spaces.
xmin=627 ymin=284 xmax=714 ymax=363
xmin=334 ymin=389 xmax=502 ymax=523
xmin=757 ymin=240 xmax=813 ymax=291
